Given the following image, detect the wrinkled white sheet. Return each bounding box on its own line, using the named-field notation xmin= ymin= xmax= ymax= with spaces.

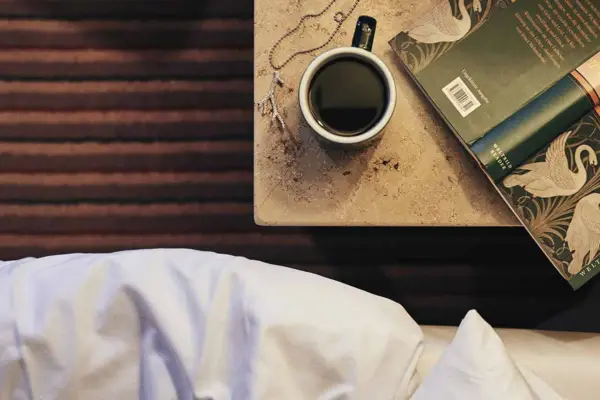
xmin=0 ymin=249 xmax=424 ymax=400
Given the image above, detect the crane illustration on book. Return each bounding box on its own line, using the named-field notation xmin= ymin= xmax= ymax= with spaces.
xmin=567 ymin=194 xmax=600 ymax=275
xmin=500 ymin=112 xmax=600 ymax=284
xmin=407 ymin=0 xmax=482 ymax=44
xmin=503 ymin=131 xmax=599 ymax=198
xmin=390 ymin=0 xmax=600 ymax=288
xmin=391 ymin=0 xmax=508 ymax=74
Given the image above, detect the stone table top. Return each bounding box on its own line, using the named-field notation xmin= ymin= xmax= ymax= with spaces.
xmin=254 ymin=0 xmax=518 ymax=227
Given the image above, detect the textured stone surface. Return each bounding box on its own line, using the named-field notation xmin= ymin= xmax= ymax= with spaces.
xmin=254 ymin=0 xmax=518 ymax=226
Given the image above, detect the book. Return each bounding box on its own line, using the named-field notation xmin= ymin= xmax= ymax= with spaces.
xmin=390 ymin=0 xmax=600 ymax=289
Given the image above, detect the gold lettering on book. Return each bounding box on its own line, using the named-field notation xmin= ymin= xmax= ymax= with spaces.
xmin=517 ymin=1 xmax=600 ymax=67
xmin=516 ymin=13 xmax=547 ymax=64
xmin=462 ymin=69 xmax=489 ymax=104
xmin=585 ymin=0 xmax=600 ymax=20
xmin=490 ymin=144 xmax=513 ymax=171
xmin=574 ymin=0 xmax=599 ymax=38
xmin=578 ymin=256 xmax=600 ymax=278
xmin=535 ymin=10 xmax=563 ymax=65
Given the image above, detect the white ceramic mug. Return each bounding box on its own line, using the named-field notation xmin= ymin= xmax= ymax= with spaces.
xmin=299 ymin=16 xmax=396 ymax=147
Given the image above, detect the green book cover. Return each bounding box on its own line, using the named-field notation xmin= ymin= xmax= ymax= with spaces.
xmin=390 ymin=0 xmax=600 ymax=144
xmin=499 ymin=109 xmax=600 ymax=290
xmin=390 ymin=0 xmax=600 ymax=289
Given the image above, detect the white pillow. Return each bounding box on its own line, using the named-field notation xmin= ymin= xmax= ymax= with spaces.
xmin=411 ymin=310 xmax=564 ymax=400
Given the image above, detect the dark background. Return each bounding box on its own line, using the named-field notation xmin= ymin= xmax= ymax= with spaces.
xmin=0 ymin=0 xmax=598 ymax=332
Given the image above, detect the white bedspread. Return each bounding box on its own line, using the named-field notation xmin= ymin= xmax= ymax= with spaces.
xmin=0 ymin=249 xmax=583 ymax=399
xmin=0 ymin=249 xmax=425 ymax=399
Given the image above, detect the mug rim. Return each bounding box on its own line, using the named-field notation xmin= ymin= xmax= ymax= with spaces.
xmin=298 ymin=47 xmax=396 ymax=145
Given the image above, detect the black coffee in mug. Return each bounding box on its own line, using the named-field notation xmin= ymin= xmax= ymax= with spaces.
xmin=309 ymin=56 xmax=388 ymax=136
xmin=299 ymin=16 xmax=396 ymax=146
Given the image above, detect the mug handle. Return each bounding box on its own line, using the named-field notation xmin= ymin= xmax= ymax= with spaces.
xmin=351 ymin=16 xmax=377 ymax=52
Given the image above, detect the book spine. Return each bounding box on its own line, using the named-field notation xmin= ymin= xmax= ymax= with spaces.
xmin=471 ymin=76 xmax=593 ymax=182
xmin=471 ymin=53 xmax=600 ymax=183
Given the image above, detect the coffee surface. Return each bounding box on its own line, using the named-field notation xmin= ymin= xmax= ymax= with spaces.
xmin=309 ymin=57 xmax=388 ymax=136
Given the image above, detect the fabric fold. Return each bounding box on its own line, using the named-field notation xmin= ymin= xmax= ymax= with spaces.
xmin=0 ymin=249 xmax=424 ymax=400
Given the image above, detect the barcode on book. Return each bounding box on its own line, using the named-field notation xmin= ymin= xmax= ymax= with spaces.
xmin=442 ymin=77 xmax=481 ymax=118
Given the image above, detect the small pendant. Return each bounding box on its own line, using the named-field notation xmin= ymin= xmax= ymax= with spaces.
xmin=257 ymin=71 xmax=286 ymax=131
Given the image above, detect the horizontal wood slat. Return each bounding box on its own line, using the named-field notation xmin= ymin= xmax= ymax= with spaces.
xmin=296 ymin=228 xmax=540 ymax=260
xmin=0 ymin=141 xmax=253 ymax=172
xmin=0 ymin=0 xmax=253 ymax=20
xmin=0 ymin=171 xmax=252 ymax=202
xmin=0 ymin=110 xmax=252 ymax=140
xmin=292 ymin=262 xmax=566 ymax=297
xmin=0 ymin=141 xmax=252 ymax=173
xmin=0 ymin=81 xmax=253 ymax=111
xmin=0 ymin=20 xmax=253 ymax=49
xmin=0 ymin=49 xmax=253 ymax=80
xmin=0 ymin=203 xmax=254 ymax=233
xmin=382 ymin=265 xmax=565 ymax=296
xmin=0 ymin=232 xmax=312 ymax=257
xmin=0 ymin=229 xmax=550 ymax=267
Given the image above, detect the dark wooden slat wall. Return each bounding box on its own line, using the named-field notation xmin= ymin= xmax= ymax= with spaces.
xmin=0 ymin=0 xmax=596 ymax=332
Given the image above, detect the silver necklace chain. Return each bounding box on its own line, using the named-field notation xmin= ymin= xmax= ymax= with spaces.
xmin=257 ymin=0 xmax=361 ymax=130
xmin=269 ymin=0 xmax=361 ymax=70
